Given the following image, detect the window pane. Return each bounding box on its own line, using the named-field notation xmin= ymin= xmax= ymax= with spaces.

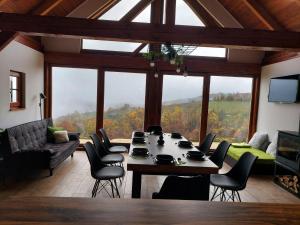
xmin=190 ymin=47 xmax=226 ymax=58
xmin=104 ymin=71 xmax=146 ymax=141
xmin=99 ymin=0 xmax=140 ymax=21
xmin=52 ymin=67 xmax=97 ymax=141
xmin=82 ymin=40 xmax=142 ymax=52
xmin=207 ymin=76 xmax=253 ymax=143
xmin=10 ymin=76 xmax=17 ymax=89
xmin=162 ymin=75 xmax=203 ymax=142
xmin=11 ymin=90 xmax=17 ymax=103
xmin=132 ymin=4 xmax=151 ymax=23
xmin=175 ymin=0 xmax=205 ymax=26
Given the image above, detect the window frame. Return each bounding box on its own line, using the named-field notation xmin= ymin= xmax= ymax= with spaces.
xmin=9 ymin=70 xmax=25 ymax=110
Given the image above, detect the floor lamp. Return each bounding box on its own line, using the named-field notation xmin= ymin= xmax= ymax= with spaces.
xmin=39 ymin=93 xmax=46 ymax=120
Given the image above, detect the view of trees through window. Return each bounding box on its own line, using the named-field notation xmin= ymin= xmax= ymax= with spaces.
xmin=52 ymin=67 xmax=97 ymax=140
xmin=162 ymin=75 xmax=203 ymax=142
xmin=207 ymin=76 xmax=253 ymax=143
xmin=104 ymin=72 xmax=146 ymax=141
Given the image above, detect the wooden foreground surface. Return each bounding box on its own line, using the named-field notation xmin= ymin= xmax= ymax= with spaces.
xmin=0 ymin=197 xmax=299 ymax=225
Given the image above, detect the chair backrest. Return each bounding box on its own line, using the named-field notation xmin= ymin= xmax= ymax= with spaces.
xmin=146 ymin=125 xmax=162 ymax=133
xmin=209 ymin=141 xmax=231 ymax=169
xmin=152 ymin=175 xmax=209 ymax=200
xmin=99 ymin=128 xmax=111 ymax=148
xmin=90 ymin=133 xmax=108 ymax=158
xmin=84 ymin=142 xmax=105 ymax=176
xmin=227 ymin=152 xmax=258 ymax=190
xmin=198 ymin=133 xmax=216 ymax=154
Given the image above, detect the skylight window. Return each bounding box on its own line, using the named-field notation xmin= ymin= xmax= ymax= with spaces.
xmin=132 ymin=4 xmax=151 ymax=23
xmin=190 ymin=47 xmax=226 ymax=57
xmin=99 ymin=0 xmax=140 ymax=21
xmin=82 ymin=40 xmax=142 ymax=52
xmin=175 ymin=0 xmax=205 ymax=26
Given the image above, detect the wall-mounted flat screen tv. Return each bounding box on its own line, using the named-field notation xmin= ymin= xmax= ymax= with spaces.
xmin=268 ymin=77 xmax=299 ymax=103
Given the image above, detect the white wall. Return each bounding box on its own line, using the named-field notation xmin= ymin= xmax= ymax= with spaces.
xmin=257 ymin=57 xmax=300 ymax=139
xmin=0 ymin=41 xmax=44 ymax=129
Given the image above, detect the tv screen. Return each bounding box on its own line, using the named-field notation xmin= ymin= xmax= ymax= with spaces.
xmin=268 ymin=79 xmax=299 ymax=103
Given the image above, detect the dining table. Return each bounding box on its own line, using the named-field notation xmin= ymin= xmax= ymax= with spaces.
xmin=127 ymin=132 xmax=219 ymax=199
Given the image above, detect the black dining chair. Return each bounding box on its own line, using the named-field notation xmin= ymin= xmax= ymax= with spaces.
xmin=90 ymin=133 xmax=124 ymax=167
xmin=152 ymin=175 xmax=210 ymax=200
xmin=146 ymin=125 xmax=162 ymax=134
xmin=99 ymin=128 xmax=127 ymax=154
xmin=197 ymin=133 xmax=216 ymax=155
xmin=210 ymin=152 xmax=257 ymax=202
xmin=84 ymin=142 xmax=124 ymax=198
xmin=209 ymin=141 xmax=231 ymax=169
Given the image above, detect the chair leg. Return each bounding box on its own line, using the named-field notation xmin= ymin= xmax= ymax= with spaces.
xmin=236 ymin=191 xmax=242 ymax=202
xmin=113 ymin=179 xmax=121 ymax=198
xmin=49 ymin=169 xmax=53 ymax=176
xmin=210 ymin=186 xmax=219 ymax=201
xmin=92 ymin=180 xmax=100 ymax=198
xmin=110 ymin=180 xmax=115 ymax=198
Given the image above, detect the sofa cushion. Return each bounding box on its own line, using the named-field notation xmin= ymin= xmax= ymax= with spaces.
xmin=248 ymin=132 xmax=269 ymax=151
xmin=266 ymin=132 xmax=278 ymax=157
xmin=53 ymin=131 xmax=69 ymax=144
xmin=43 ymin=140 xmax=79 ymax=169
xmin=228 ymin=146 xmax=275 ymax=165
xmin=6 ymin=119 xmax=51 ymax=154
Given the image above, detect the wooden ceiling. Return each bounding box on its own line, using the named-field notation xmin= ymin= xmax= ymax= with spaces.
xmin=0 ymin=0 xmax=86 ymax=16
xmin=218 ymin=0 xmax=300 ymax=31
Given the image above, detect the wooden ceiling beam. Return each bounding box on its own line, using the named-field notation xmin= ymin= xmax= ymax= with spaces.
xmin=133 ymin=43 xmax=147 ymax=55
xmin=0 ymin=31 xmax=18 ymax=51
xmin=242 ymin=0 xmax=285 ymax=31
xmin=1 ymin=13 xmax=300 ymax=51
xmin=184 ymin=0 xmax=221 ymax=27
xmin=120 ymin=0 xmax=153 ymax=23
xmin=89 ymin=0 xmax=120 ymax=19
xmin=0 ymin=0 xmax=65 ymax=51
xmin=44 ymin=51 xmax=261 ymax=76
xmin=30 ymin=0 xmax=65 ymax=15
xmin=165 ymin=0 xmax=176 ymax=26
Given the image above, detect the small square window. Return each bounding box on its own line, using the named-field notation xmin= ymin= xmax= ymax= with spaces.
xmin=9 ymin=70 xmax=25 ymax=110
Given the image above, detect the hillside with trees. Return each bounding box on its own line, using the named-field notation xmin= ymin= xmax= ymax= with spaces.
xmin=54 ymin=93 xmax=251 ymax=143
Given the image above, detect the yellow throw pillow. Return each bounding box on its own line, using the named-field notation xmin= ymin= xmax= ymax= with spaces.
xmin=53 ymin=130 xmax=69 ymax=144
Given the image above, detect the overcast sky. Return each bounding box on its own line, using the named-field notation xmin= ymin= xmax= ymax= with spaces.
xmin=52 ymin=0 xmax=253 ymax=118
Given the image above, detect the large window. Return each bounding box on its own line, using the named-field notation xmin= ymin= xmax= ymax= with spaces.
xmin=52 ymin=67 xmax=98 ymax=141
xmin=207 ymin=76 xmax=253 ymax=143
xmin=9 ymin=70 xmax=25 ymax=110
xmin=161 ymin=75 xmax=203 ymax=142
xmin=104 ymin=71 xmax=146 ymax=141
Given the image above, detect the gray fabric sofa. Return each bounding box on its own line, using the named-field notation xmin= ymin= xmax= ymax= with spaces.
xmin=2 ymin=118 xmax=80 ymax=176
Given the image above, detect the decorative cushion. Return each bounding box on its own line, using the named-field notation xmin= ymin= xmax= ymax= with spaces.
xmin=231 ymin=143 xmax=251 ymax=148
xmin=53 ymin=131 xmax=69 ymax=144
xmin=48 ymin=126 xmax=64 ymax=142
xmin=266 ymin=132 xmax=278 ymax=157
xmin=248 ymin=132 xmax=269 ymax=151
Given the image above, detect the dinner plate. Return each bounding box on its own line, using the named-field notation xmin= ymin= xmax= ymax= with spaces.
xmin=134 ymin=131 xmax=145 ymax=137
xmin=178 ymin=140 xmax=193 ymax=148
xmin=171 ymin=132 xmax=182 ymax=139
xmin=132 ymin=148 xmax=149 ymax=156
xmin=187 ymin=151 xmax=205 ymax=160
xmin=132 ymin=137 xmax=146 ymax=144
xmin=155 ymin=154 xmax=175 ymax=164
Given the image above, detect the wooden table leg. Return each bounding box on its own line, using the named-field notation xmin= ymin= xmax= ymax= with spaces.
xmin=132 ymin=172 xmax=142 ymax=198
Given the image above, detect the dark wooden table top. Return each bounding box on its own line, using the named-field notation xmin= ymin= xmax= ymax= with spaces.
xmin=127 ymin=132 xmax=218 ymax=174
xmin=0 ymin=197 xmax=300 ymax=225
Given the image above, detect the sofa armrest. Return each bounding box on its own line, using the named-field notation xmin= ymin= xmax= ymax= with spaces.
xmin=68 ymin=132 xmax=80 ymax=141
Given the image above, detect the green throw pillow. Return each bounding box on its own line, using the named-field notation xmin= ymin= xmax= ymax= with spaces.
xmin=231 ymin=143 xmax=251 ymax=148
xmin=48 ymin=126 xmax=64 ymax=142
